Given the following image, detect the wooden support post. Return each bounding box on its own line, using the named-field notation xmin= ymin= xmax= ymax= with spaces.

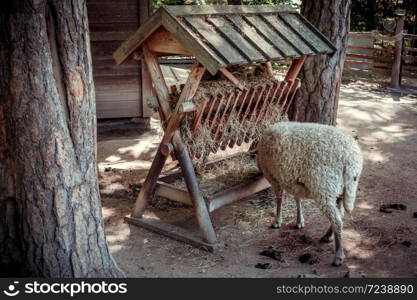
xmin=172 ymin=133 xmax=217 ymax=244
xmin=136 ymin=44 xmax=217 ymax=245
xmin=142 ymin=44 xmax=172 ymax=119
xmin=285 ymin=56 xmax=306 ymax=81
xmin=219 ymin=68 xmax=245 ymax=90
xmin=174 ymin=62 xmax=206 ymax=113
xmin=132 ymin=146 xmax=168 ymax=217
xmin=208 ymin=176 xmax=270 ymax=212
xmin=155 ymin=181 xmax=192 ymax=206
xmin=391 ymin=10 xmax=405 ymax=89
xmin=264 ymin=62 xmax=275 ymax=77
xmin=158 ymin=62 xmax=205 ymax=148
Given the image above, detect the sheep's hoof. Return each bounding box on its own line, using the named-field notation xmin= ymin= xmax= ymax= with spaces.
xmin=271 ymin=222 xmax=281 ymax=229
xmin=331 ymin=257 xmax=344 ymax=267
xmin=320 ymin=235 xmax=334 ymax=243
xmin=295 ymin=222 xmax=305 ymax=229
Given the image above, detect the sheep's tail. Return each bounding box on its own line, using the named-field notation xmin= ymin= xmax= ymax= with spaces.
xmin=342 ymin=187 xmax=354 ymax=213
xmin=342 ymin=168 xmax=360 ymax=214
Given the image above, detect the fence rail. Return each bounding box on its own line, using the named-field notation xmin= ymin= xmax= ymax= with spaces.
xmin=343 ymin=31 xmax=417 ymax=87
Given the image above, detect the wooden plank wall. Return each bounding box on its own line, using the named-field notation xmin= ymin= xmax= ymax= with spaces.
xmin=87 ymin=0 xmax=145 ymax=119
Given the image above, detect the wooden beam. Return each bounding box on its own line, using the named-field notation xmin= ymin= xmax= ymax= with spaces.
xmin=113 ymin=9 xmax=163 ymax=65
xmin=174 ymin=62 xmax=206 ymax=113
xmin=132 ymin=146 xmax=168 ymax=218
xmin=125 ymin=217 xmax=217 ymax=251
xmin=160 ymin=62 xmax=205 ymax=148
xmin=142 ymin=44 xmax=172 ymax=120
xmin=141 ymin=44 xmax=217 ymax=244
xmin=208 ymin=177 xmax=270 ymax=212
xmin=264 ymin=62 xmax=275 ymax=77
xmin=147 ymin=27 xmax=192 ymax=56
xmin=161 ymin=9 xmax=225 ymax=75
xmin=155 ymin=181 xmax=193 ymax=206
xmin=219 ymin=68 xmax=244 ymax=90
xmin=172 ymin=134 xmax=218 ymax=244
xmin=164 ymin=5 xmax=296 ymax=16
xmin=285 ymin=56 xmax=306 ymax=81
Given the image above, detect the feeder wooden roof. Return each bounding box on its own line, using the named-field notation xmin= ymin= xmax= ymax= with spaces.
xmin=113 ymin=5 xmax=336 ymax=75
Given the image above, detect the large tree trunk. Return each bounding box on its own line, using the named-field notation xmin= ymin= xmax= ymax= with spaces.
xmin=290 ymin=0 xmax=352 ymax=125
xmin=0 ymin=0 xmax=123 ymax=277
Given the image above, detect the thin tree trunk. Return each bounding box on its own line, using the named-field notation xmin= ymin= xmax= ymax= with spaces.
xmin=290 ymin=0 xmax=352 ymax=125
xmin=0 ymin=0 xmax=123 ymax=277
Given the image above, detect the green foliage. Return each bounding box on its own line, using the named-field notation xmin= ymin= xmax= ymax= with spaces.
xmin=151 ymin=0 xmax=300 ymax=9
xmin=351 ymin=0 xmax=417 ymax=34
xmin=243 ymin=0 xmax=300 ymax=7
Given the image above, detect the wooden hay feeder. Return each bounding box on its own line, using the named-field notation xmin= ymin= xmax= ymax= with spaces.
xmin=113 ymin=5 xmax=335 ymax=250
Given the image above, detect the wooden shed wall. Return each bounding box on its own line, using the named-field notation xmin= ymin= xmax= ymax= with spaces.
xmin=87 ymin=0 xmax=148 ymax=119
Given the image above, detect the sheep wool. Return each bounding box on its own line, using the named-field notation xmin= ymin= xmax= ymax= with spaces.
xmin=257 ymin=121 xmax=363 ymax=266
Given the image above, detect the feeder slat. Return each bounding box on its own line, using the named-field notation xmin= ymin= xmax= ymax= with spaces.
xmin=191 ymin=97 xmax=209 ymax=133
xmin=235 ymin=86 xmax=258 ymax=146
xmin=264 ymin=81 xmax=287 ymax=121
xmin=255 ymin=82 xmax=280 ymax=126
xmin=284 ymin=79 xmax=301 ymax=114
xmin=247 ymin=84 xmax=274 ymax=141
xmin=281 ymin=79 xmax=296 ymax=110
xmin=219 ymin=90 xmax=241 ymax=151
xmin=212 ymin=92 xmax=234 ymax=153
xmin=208 ymin=93 xmax=225 ymax=134
xmin=227 ymin=89 xmax=250 ymax=149
xmin=240 ymin=85 xmax=266 ymax=144
xmin=188 ymin=79 xmax=301 ymax=157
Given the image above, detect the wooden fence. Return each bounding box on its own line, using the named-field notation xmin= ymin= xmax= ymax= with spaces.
xmin=344 ymin=32 xmax=417 ymax=88
xmin=402 ymin=34 xmax=417 ymax=83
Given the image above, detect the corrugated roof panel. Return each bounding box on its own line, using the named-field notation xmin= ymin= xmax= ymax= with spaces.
xmin=261 ymin=14 xmax=314 ymax=56
xmin=207 ymin=17 xmax=266 ymax=63
xmin=244 ymin=15 xmax=299 ymax=58
xmin=114 ymin=5 xmax=336 ymax=75
xmin=226 ymin=15 xmax=284 ymax=61
xmin=280 ymin=14 xmax=334 ymax=53
xmin=184 ymin=16 xmax=247 ymax=65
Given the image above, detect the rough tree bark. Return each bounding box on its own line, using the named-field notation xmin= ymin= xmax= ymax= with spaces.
xmin=290 ymin=0 xmax=352 ymax=125
xmin=0 ymin=0 xmax=123 ymax=277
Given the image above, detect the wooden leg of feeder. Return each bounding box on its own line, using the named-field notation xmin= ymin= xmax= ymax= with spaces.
xmin=285 ymin=56 xmax=307 ymax=81
xmin=172 ymin=132 xmax=217 ymax=244
xmin=131 ymin=146 xmax=168 ymax=218
xmin=264 ymin=62 xmax=274 ymax=77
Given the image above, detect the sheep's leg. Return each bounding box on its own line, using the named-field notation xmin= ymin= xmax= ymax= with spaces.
xmin=320 ymin=226 xmax=334 ymax=243
xmin=295 ymin=196 xmax=305 ymax=229
xmin=320 ymin=200 xmax=345 ymax=266
xmin=320 ymin=196 xmax=343 ymax=242
xmin=271 ymin=187 xmax=283 ymax=229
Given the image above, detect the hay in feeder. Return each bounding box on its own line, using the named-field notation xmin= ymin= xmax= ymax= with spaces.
xmin=168 ymin=64 xmax=276 ymax=109
xmin=172 ymin=152 xmax=261 ymax=198
xmin=168 ymin=64 xmax=289 ymax=193
xmin=180 ymin=103 xmax=288 ymax=165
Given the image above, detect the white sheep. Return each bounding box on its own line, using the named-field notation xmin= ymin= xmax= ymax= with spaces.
xmin=257 ymin=121 xmax=363 ymax=266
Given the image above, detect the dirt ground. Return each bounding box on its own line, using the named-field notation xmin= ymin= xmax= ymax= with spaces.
xmin=98 ymin=81 xmax=417 ymax=278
